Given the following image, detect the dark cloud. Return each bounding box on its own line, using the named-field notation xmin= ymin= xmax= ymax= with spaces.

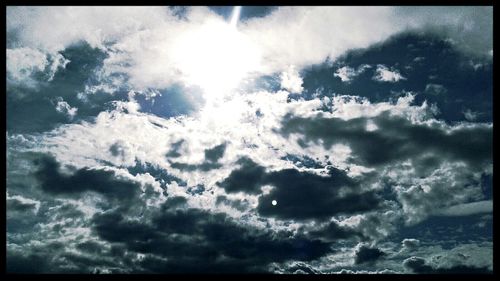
xmin=76 ymin=241 xmax=105 ymax=255
xmin=165 ymin=139 xmax=184 ymax=158
xmin=7 ymin=251 xmax=49 ymax=273
xmin=170 ymin=161 xmax=222 ymax=172
xmin=187 ymin=184 xmax=206 ymax=195
xmin=280 ymin=111 xmax=492 ymax=169
xmin=403 ymin=256 xmax=491 ymax=274
xmin=168 ymin=142 xmax=227 ymax=172
xmin=217 ymin=157 xmax=266 ymax=194
xmin=109 ymin=141 xmax=126 ymax=158
xmin=33 ymin=154 xmax=141 ymax=203
xmin=257 ymin=168 xmax=380 ymax=221
xmin=281 ymin=153 xmax=326 ymax=169
xmin=391 ymin=214 xmax=493 ymax=248
xmin=217 ymin=156 xmax=380 ymax=220
xmin=281 ymin=262 xmax=320 ymax=274
xmin=308 ymin=221 xmax=364 ymax=242
xmin=6 ymin=241 xmax=108 ymax=273
xmin=6 ymin=197 xmax=38 ymax=213
xmin=90 ymin=197 xmax=332 ymax=273
xmin=354 ymin=245 xmax=385 ymax=264
xmin=204 ymin=143 xmax=226 ymax=163
xmin=215 ymin=195 xmax=253 ymax=212
xmin=127 ymin=161 xmax=185 ymax=189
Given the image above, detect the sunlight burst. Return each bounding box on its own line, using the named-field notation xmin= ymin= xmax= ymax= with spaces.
xmin=172 ymin=12 xmax=261 ymax=99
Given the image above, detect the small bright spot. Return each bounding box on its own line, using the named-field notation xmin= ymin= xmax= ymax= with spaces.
xmin=272 ymin=200 xmax=277 ymax=206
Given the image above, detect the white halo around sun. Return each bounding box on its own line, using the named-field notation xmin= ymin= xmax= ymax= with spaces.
xmin=172 ymin=17 xmax=261 ymax=99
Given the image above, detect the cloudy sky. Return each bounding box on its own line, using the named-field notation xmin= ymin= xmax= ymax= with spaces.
xmin=6 ymin=6 xmax=493 ymax=274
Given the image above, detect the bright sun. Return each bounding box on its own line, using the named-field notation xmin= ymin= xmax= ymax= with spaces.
xmin=172 ymin=15 xmax=261 ymax=99
xmin=172 ymin=13 xmax=261 ymax=99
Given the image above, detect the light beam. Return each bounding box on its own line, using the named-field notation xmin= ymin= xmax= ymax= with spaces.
xmin=230 ymin=6 xmax=242 ymax=27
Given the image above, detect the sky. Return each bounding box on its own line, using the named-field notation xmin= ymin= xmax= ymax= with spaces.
xmin=6 ymin=6 xmax=493 ymax=274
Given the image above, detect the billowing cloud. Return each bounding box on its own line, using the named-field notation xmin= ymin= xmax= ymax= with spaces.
xmin=7 ymin=47 xmax=69 ymax=88
xmin=372 ymin=65 xmax=406 ymax=82
xmin=90 ymin=197 xmax=332 ymax=273
xmin=7 ymin=6 xmax=492 ymax=92
xmin=280 ymin=65 xmax=304 ymax=94
xmin=7 ymin=6 xmax=492 ymax=274
xmin=354 ymin=244 xmax=386 ymax=264
xmin=256 ymin=168 xmax=380 ymax=220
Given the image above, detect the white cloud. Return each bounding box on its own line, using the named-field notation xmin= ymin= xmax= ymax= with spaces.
xmin=334 ymin=65 xmax=371 ymax=82
xmin=7 ymin=48 xmax=47 ymax=82
xmin=7 ymin=6 xmax=491 ymax=94
xmin=394 ymin=6 xmax=492 ymax=57
xmin=372 ymin=65 xmax=406 ymax=83
xmin=7 ymin=47 xmax=69 ymax=87
xmin=6 ymin=6 xmax=174 ymax=53
xmin=280 ymin=65 xmax=303 ymax=94
xmin=463 ymin=109 xmax=478 ymax=121
xmin=241 ymin=7 xmax=400 ymax=74
xmin=393 ymin=162 xmax=486 ymax=225
xmin=55 ymin=98 xmax=78 ymax=120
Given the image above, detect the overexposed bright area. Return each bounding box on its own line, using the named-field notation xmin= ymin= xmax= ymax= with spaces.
xmin=171 ymin=17 xmax=261 ymax=99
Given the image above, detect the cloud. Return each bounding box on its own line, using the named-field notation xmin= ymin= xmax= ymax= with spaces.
xmin=463 ymin=109 xmax=479 ymax=122
xmin=424 ymin=83 xmax=447 ymax=96
xmin=204 ymin=143 xmax=227 ymax=163
xmin=372 ymin=65 xmax=406 ymax=82
xmin=7 ymin=250 xmax=50 ymax=273
xmin=394 ymin=6 xmax=492 ymax=56
xmin=434 ymin=200 xmax=492 ymax=217
xmin=54 ymin=98 xmax=78 ymax=120
xmin=256 ymin=168 xmax=380 ymax=221
xmin=33 ymin=154 xmax=144 ymax=204
xmin=308 ymin=220 xmax=364 ymax=242
xmin=217 ymin=155 xmax=380 ymax=221
xmin=403 ymin=256 xmax=491 ymax=274
xmin=7 ymin=47 xmax=69 ymax=88
xmin=278 ymin=99 xmax=491 ymax=225
xmin=164 ymin=137 xmax=226 ymax=173
xmin=401 ymin=238 xmax=420 ymax=250
xmin=7 ymin=6 xmax=492 ymax=93
xmin=7 ymin=194 xmax=41 ymax=214
xmin=90 ymin=197 xmax=333 ymax=273
xmin=24 ymin=84 xmax=491 ymax=233
xmin=217 ymin=157 xmax=267 ymax=194
xmin=280 ymin=111 xmax=492 ymax=168
xmin=7 ymin=6 xmax=492 ymax=274
xmin=334 ymin=65 xmax=371 ymax=82
xmin=280 ymin=65 xmax=304 ymax=94
xmin=354 ymin=244 xmax=386 ymax=264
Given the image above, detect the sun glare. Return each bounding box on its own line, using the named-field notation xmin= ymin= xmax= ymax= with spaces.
xmin=172 ymin=17 xmax=261 ymax=99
